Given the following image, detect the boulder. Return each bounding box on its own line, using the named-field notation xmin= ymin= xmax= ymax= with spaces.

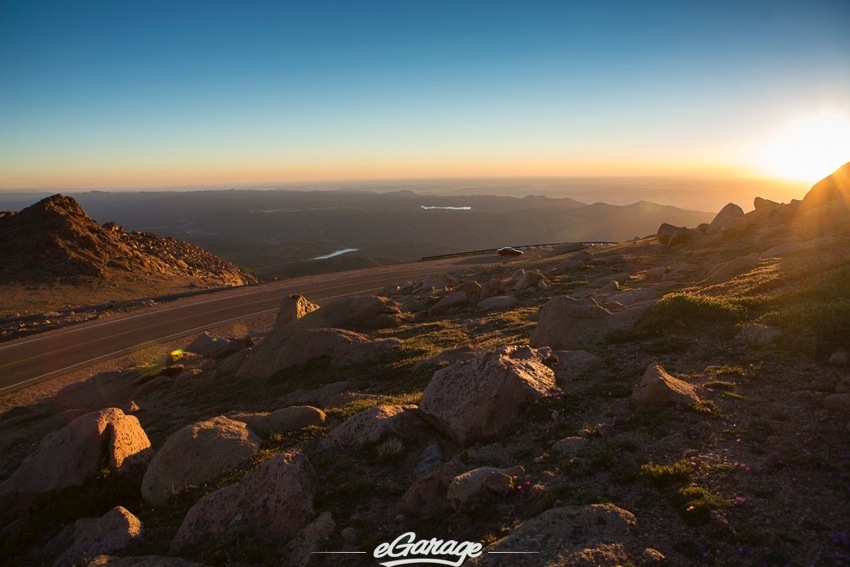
xmin=56 ymin=372 xmax=137 ymax=413
xmin=551 ymin=250 xmax=593 ymax=274
xmin=401 ymin=461 xmax=466 ymax=515
xmin=754 ymin=197 xmax=781 ymax=210
xmin=644 ymin=265 xmax=668 ymax=282
xmin=470 ymin=504 xmax=637 ymax=566
xmin=297 ymin=294 xmax=405 ymax=331
xmin=512 ymin=269 xmax=549 ymax=291
xmin=229 ymin=406 xmax=326 ymax=433
xmin=183 ymin=332 xmax=233 ymax=359
xmin=419 ymin=346 xmax=558 ymax=446
xmin=707 ymin=203 xmax=744 ymax=234
xmin=481 ymin=278 xmax=507 ymax=296
xmin=632 ymin=364 xmax=701 ymax=408
xmin=824 ymin=394 xmax=850 ymax=413
xmin=321 ymin=404 xmax=429 ymax=449
xmin=454 ymin=280 xmax=484 ymax=298
xmin=0 ymin=408 xmax=151 ymax=520
xmin=240 ymin=295 xmax=404 ymax=379
xmin=172 ymin=369 xmax=204 ymax=390
xmin=238 ymin=328 xmax=400 ymax=379
xmin=206 ymin=349 xmax=250 ymax=381
xmin=656 ymin=223 xmax=679 ymax=245
xmin=658 ymin=224 xmax=699 ymax=246
xmin=447 ymin=465 xmax=521 ymax=511
xmin=54 ymin=506 xmax=142 ymax=567
xmin=530 ymin=296 xmax=653 ymax=350
xmin=668 ymin=226 xmax=700 ymax=247
xmin=531 ymin=297 xmax=610 ymax=349
xmin=141 ymin=416 xmax=261 ymax=506
xmin=275 ymin=295 xmax=320 ymax=327
xmin=553 ymin=350 xmax=603 ymax=383
xmin=171 ymin=451 xmax=317 ymax=552
xmin=284 ymin=512 xmax=336 ymax=567
xmin=286 ymin=328 xmax=398 ymax=366
xmin=476 ymin=295 xmax=519 ymax=311
xmin=421 ymin=273 xmax=456 ymax=290
xmin=429 ymin=291 xmax=468 ymax=316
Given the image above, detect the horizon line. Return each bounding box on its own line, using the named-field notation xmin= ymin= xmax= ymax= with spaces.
xmin=0 ymin=172 xmax=811 ymax=194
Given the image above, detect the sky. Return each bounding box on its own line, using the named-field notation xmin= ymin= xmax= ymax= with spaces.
xmin=1 ymin=0 xmax=849 ymax=191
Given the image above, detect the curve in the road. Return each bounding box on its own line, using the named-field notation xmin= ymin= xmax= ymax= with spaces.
xmin=0 ymin=256 xmax=502 ymax=395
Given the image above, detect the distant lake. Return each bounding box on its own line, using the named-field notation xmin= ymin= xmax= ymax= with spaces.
xmin=421 ymin=205 xmax=471 ymax=211
xmin=313 ymin=248 xmax=358 ymax=260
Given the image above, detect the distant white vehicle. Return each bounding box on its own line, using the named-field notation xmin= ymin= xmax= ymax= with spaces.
xmin=497 ymin=247 xmax=523 ymax=257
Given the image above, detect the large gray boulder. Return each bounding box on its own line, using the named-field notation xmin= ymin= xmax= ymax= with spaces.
xmin=420 ymin=346 xmax=558 ymax=446
xmin=239 ymin=327 xmax=400 ymax=380
xmin=141 ymin=416 xmax=261 ymax=506
xmin=295 ymin=295 xmax=405 ymax=331
xmin=238 ymin=295 xmax=405 ymax=379
xmin=321 ymin=404 xmax=429 ymax=449
xmin=171 ymin=451 xmax=317 ymax=551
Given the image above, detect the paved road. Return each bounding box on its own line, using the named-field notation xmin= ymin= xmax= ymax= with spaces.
xmin=0 ymin=256 xmax=503 ymax=395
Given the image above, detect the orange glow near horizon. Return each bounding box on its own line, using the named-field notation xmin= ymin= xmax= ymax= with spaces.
xmin=0 ymin=153 xmax=756 ymax=190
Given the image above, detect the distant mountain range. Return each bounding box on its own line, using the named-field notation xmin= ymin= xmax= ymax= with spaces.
xmin=32 ymin=190 xmax=713 ymax=276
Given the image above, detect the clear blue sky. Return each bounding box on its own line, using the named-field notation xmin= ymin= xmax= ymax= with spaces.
xmin=1 ymin=0 xmax=849 ymax=189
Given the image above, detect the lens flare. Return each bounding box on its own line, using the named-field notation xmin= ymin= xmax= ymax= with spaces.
xmin=758 ymin=113 xmax=850 ymax=183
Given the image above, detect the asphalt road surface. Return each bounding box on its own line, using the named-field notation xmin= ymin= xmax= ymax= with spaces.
xmin=0 ymin=255 xmax=506 ymax=395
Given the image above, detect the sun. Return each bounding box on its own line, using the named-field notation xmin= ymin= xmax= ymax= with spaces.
xmin=757 ymin=113 xmax=850 ymax=182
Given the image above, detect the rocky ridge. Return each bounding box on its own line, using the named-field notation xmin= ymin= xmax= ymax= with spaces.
xmin=0 ymin=163 xmax=849 ymax=566
xmin=0 ymin=195 xmax=257 ymax=326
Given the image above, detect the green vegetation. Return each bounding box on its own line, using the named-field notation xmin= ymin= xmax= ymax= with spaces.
xmin=766 ymin=299 xmax=850 ymax=356
xmin=641 ymin=293 xmax=751 ymax=335
xmin=756 ymin=263 xmax=850 ymax=356
xmin=704 ymin=380 xmax=736 ymax=391
xmin=640 ymin=459 xmax=693 ymax=486
xmin=671 ymin=485 xmax=723 ymax=525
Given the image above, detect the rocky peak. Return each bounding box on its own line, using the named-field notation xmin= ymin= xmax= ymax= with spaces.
xmin=0 ymin=194 xmax=257 ymax=287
